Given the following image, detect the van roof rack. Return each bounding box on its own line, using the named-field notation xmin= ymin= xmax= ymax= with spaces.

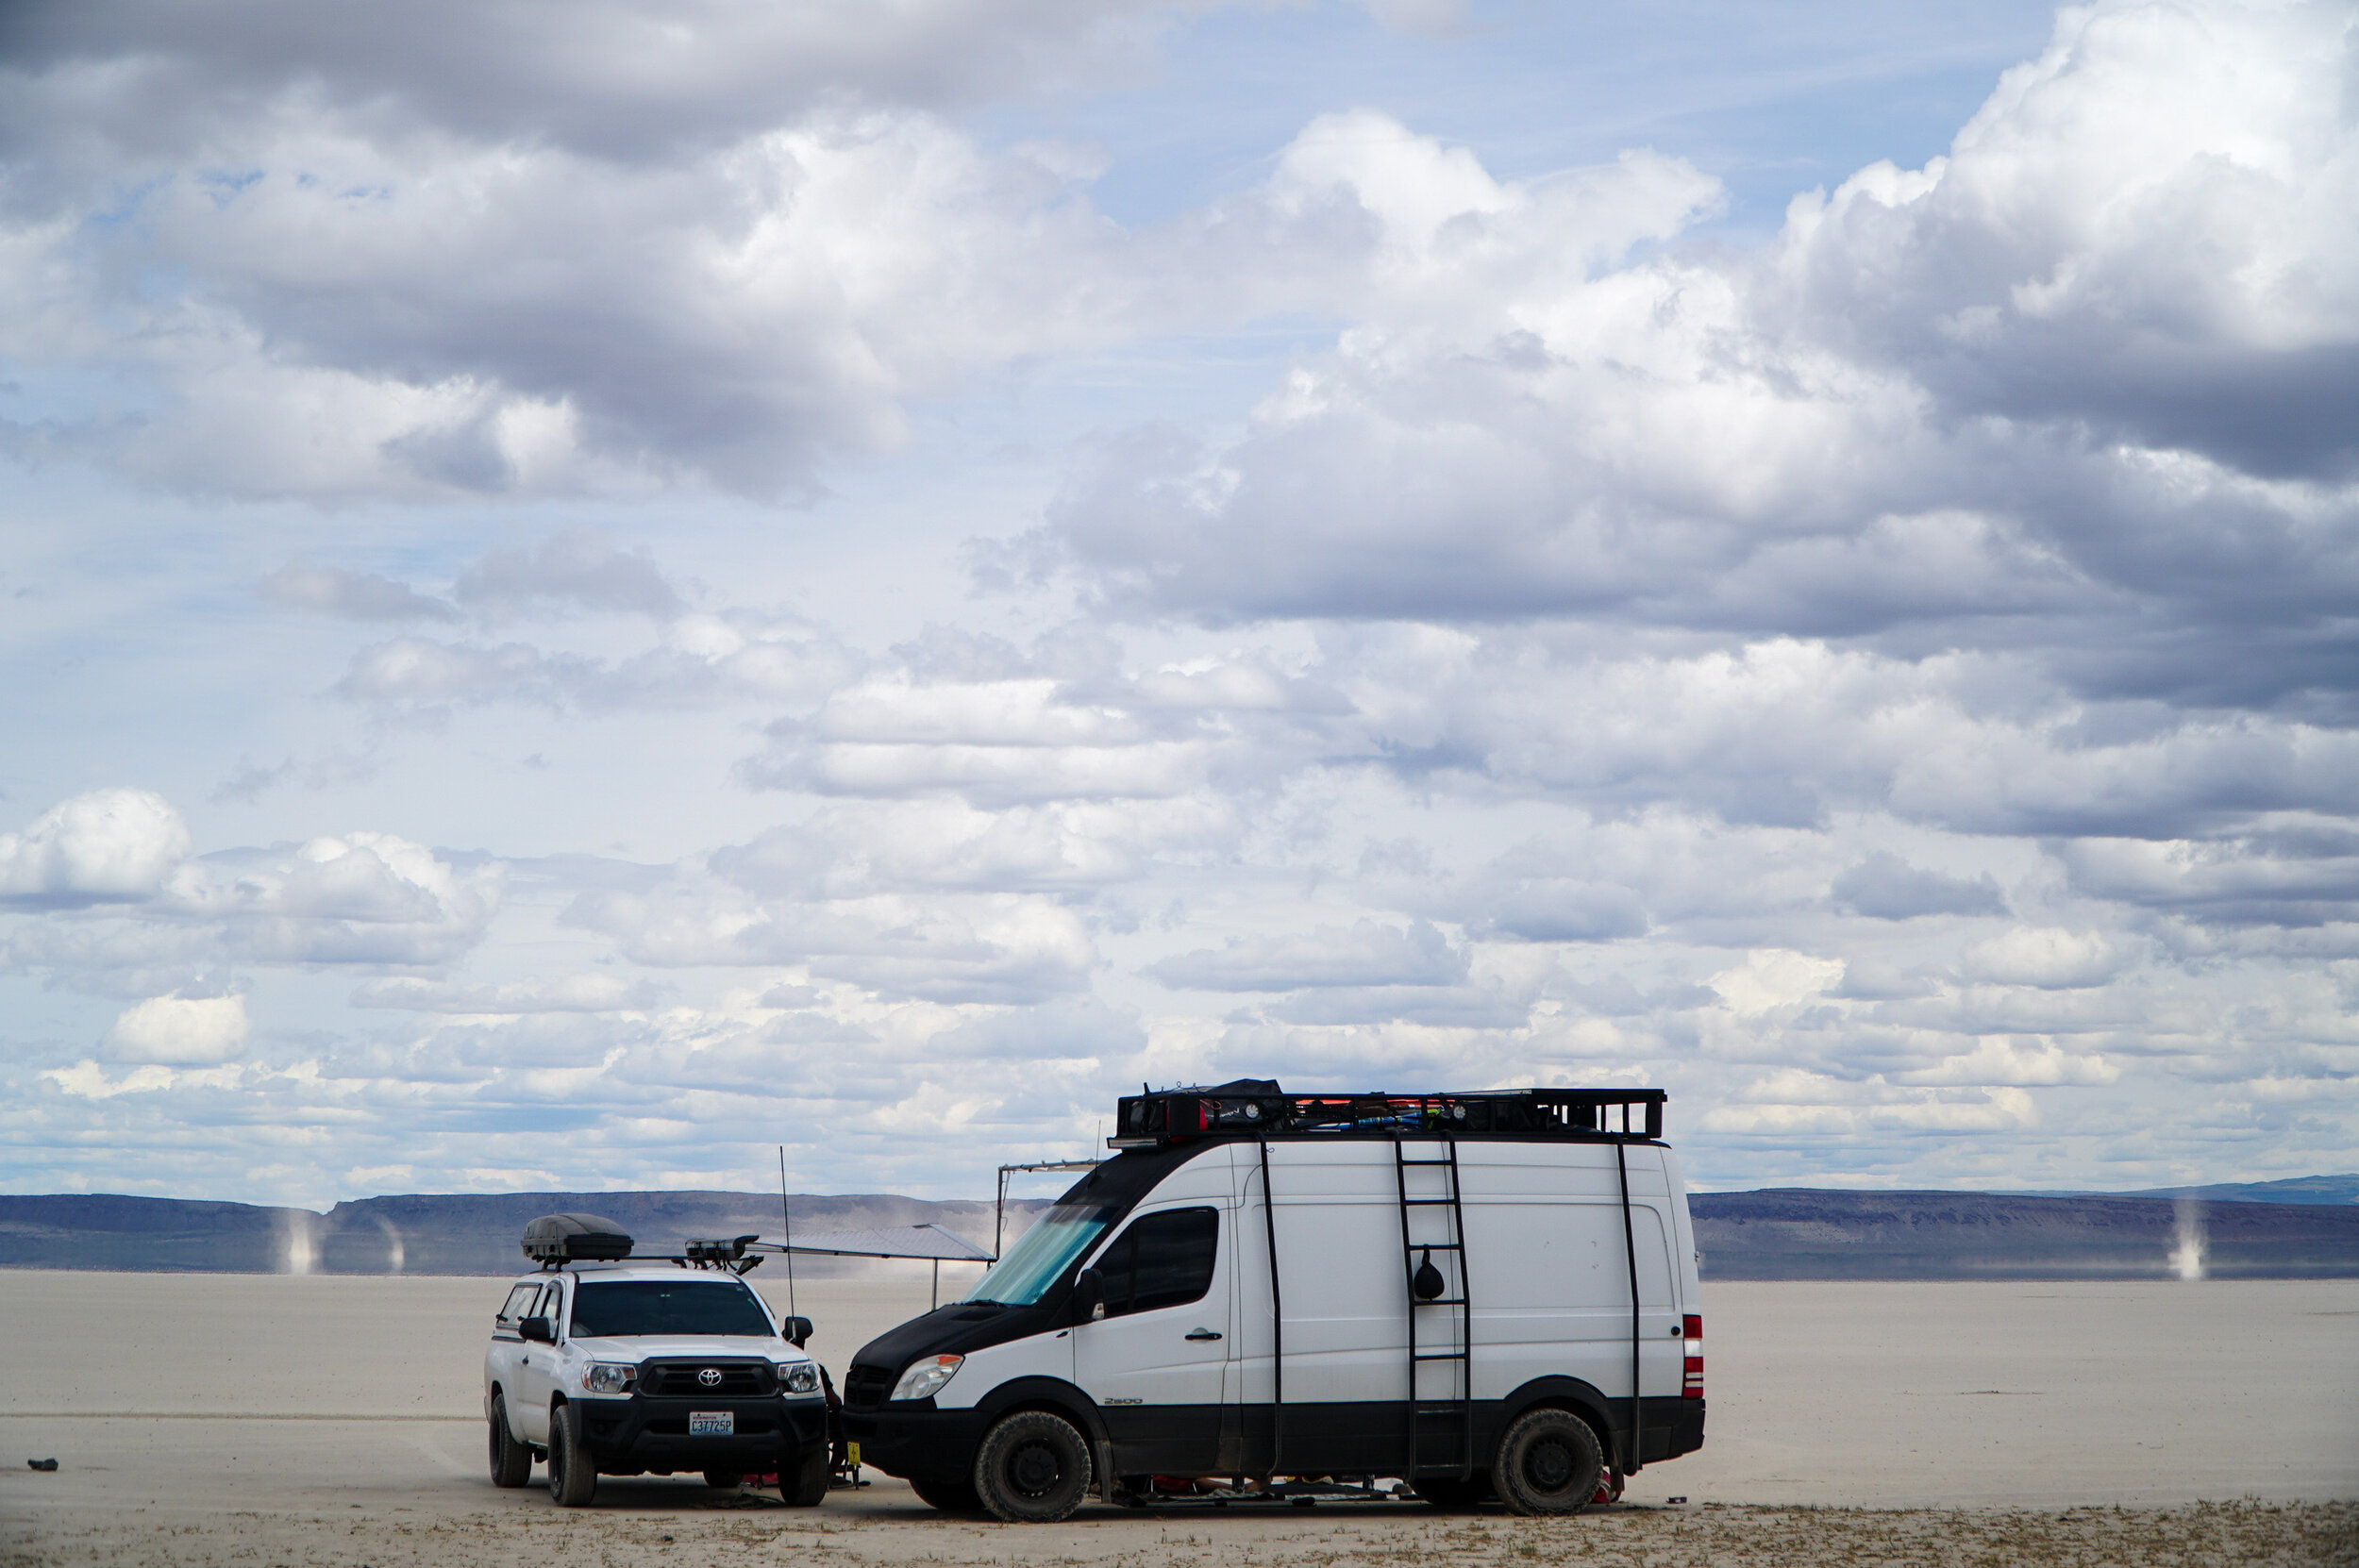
xmin=1108 ymin=1081 xmax=1665 ymax=1149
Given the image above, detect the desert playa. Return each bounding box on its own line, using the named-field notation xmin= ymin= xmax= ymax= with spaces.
xmin=3 ymin=1271 xmax=2355 ymax=1567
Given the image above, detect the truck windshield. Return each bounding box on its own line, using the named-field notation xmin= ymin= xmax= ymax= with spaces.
xmin=570 ymin=1280 xmax=774 ymax=1338
xmin=962 ymin=1201 xmax=1118 ymax=1306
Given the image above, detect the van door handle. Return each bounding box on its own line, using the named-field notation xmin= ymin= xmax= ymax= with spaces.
xmin=1184 ymin=1328 xmax=1223 ymax=1342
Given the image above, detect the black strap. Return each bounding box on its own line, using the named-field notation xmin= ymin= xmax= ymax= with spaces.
xmin=1615 ymin=1137 xmax=1643 ymax=1475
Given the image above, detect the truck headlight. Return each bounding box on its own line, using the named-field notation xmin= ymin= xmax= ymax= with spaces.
xmin=888 ymin=1354 xmax=962 ymax=1402
xmin=780 ymin=1362 xmax=821 ymax=1395
xmin=582 ymin=1362 xmax=637 ymax=1394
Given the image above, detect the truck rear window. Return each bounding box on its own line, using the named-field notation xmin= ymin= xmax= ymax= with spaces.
xmin=569 ymin=1281 xmax=774 ymax=1338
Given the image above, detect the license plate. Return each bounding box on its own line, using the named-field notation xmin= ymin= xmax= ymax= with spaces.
xmin=689 ymin=1411 xmax=734 ymax=1437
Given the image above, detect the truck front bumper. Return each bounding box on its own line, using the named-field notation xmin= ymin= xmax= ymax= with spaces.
xmin=573 ymin=1395 xmax=829 ymax=1473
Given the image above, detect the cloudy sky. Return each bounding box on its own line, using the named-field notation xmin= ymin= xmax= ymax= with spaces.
xmin=4 ymin=0 xmax=2356 ymax=1210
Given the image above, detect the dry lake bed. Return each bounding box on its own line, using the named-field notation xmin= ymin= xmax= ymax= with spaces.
xmin=3 ymin=1273 xmax=2354 ymax=1566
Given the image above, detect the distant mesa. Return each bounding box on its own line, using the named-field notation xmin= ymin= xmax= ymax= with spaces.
xmin=3 ymin=1180 xmax=2355 ymax=1279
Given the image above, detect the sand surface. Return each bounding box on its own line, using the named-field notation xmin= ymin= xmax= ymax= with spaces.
xmin=3 ymin=1272 xmax=2355 ymax=1565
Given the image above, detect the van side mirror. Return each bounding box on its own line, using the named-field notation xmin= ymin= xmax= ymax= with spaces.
xmin=1075 ymin=1268 xmax=1105 ymax=1322
xmin=780 ymin=1315 xmax=813 ymax=1347
xmin=519 ymin=1316 xmax=555 ymax=1344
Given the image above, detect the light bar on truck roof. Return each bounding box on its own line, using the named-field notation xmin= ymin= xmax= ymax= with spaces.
xmin=1108 ymin=1082 xmax=1666 ymax=1148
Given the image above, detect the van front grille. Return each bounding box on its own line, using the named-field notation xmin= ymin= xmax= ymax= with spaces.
xmin=844 ymin=1365 xmax=895 ymax=1410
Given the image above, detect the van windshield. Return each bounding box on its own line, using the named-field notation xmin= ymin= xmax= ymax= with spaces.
xmin=570 ymin=1280 xmax=775 ymax=1338
xmin=962 ymin=1202 xmax=1118 ymax=1306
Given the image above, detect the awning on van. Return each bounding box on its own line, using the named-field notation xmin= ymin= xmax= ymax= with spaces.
xmin=763 ymin=1223 xmax=992 ymax=1262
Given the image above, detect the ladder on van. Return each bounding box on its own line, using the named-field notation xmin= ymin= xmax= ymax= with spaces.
xmin=1393 ymin=1137 xmax=1474 ymax=1480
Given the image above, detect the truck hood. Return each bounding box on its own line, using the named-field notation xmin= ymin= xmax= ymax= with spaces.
xmin=571 ymin=1333 xmax=812 ymax=1364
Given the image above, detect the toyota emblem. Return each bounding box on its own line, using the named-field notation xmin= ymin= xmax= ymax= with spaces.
xmin=697 ymin=1367 xmax=723 ymax=1387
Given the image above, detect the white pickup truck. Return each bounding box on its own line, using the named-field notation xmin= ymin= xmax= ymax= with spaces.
xmin=482 ymin=1216 xmax=832 ymax=1507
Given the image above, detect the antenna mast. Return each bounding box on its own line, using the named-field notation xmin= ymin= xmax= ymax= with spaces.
xmin=778 ymin=1145 xmax=796 ymax=1321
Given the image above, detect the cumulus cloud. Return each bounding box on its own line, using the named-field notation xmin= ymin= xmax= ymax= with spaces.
xmin=0 ymin=790 xmax=191 ymax=907
xmin=1960 ymin=926 xmax=2122 ymax=990
xmin=100 ymin=993 xmax=251 ymax=1065
xmin=1149 ymin=919 xmax=1466 ymax=991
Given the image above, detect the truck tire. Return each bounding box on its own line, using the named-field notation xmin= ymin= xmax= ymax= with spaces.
xmin=488 ymin=1393 xmax=533 ymax=1488
xmin=1491 ymin=1408 xmax=1602 ymax=1516
xmin=911 ymin=1475 xmax=981 ymax=1512
xmin=971 ymin=1410 xmax=1092 ymax=1523
xmin=546 ymin=1403 xmax=598 ymax=1507
xmin=782 ymin=1446 xmax=832 ymax=1507
xmin=1415 ymin=1474 xmax=1488 ymax=1510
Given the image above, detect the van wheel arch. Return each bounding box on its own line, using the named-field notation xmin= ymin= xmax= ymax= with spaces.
xmin=974 ymin=1377 xmax=1113 ymax=1452
xmin=1497 ymin=1377 xmax=1616 ymax=1466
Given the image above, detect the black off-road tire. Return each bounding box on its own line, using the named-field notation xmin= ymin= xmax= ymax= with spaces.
xmin=488 ymin=1393 xmax=533 ymax=1488
xmin=1491 ymin=1408 xmax=1602 ymax=1516
xmin=703 ymin=1469 xmax=745 ymax=1490
xmin=782 ymin=1445 xmax=832 ymax=1507
xmin=546 ymin=1403 xmax=598 ymax=1508
xmin=1415 ymin=1474 xmax=1489 ymax=1510
xmin=971 ymin=1410 xmax=1093 ymax=1523
xmin=911 ymin=1474 xmax=981 ymax=1512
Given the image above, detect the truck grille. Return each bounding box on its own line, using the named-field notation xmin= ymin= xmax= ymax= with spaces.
xmin=844 ymin=1364 xmax=895 ymax=1410
xmin=639 ymin=1360 xmax=774 ymax=1396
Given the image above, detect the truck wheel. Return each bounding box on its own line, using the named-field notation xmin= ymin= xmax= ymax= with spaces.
xmin=487 ymin=1393 xmax=533 ymax=1488
xmin=1492 ymin=1409 xmax=1602 ymax=1516
xmin=702 ymin=1470 xmax=744 ymax=1489
xmin=971 ymin=1410 xmax=1092 ymax=1523
xmin=1415 ymin=1474 xmax=1488 ymax=1509
xmin=911 ymin=1475 xmax=980 ymax=1512
xmin=546 ymin=1403 xmax=598 ymax=1507
xmin=781 ymin=1445 xmax=831 ymax=1507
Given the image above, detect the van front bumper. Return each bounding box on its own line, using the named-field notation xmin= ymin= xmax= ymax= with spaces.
xmin=841 ymin=1403 xmax=987 ymax=1482
xmin=574 ymin=1395 xmax=829 ymax=1473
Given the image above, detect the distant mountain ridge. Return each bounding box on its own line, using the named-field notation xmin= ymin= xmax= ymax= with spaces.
xmin=7 ymin=1179 xmax=2358 ymax=1278
xmin=2001 ymin=1173 xmax=2359 ymax=1206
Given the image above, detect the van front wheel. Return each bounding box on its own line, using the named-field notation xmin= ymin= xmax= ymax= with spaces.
xmin=972 ymin=1410 xmax=1093 ymax=1523
xmin=1492 ymin=1409 xmax=1602 ymax=1516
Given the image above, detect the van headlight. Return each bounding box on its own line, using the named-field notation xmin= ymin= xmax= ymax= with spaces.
xmin=779 ymin=1362 xmax=821 ymax=1395
xmin=889 ymin=1354 xmax=962 ymax=1402
xmin=582 ymin=1362 xmax=637 ymax=1394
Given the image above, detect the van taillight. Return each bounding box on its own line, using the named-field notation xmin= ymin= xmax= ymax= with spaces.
xmin=1681 ymin=1313 xmax=1703 ymax=1398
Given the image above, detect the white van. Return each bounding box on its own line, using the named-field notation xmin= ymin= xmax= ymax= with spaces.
xmin=843 ymin=1083 xmax=1704 ymax=1522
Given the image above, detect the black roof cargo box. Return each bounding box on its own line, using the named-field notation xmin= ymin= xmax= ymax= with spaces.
xmin=522 ymin=1212 xmax=634 ymax=1264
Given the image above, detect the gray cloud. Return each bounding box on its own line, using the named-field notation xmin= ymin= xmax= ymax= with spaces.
xmin=1832 ymin=852 xmax=2008 ymax=920
xmin=260 ymin=565 xmax=459 ymax=622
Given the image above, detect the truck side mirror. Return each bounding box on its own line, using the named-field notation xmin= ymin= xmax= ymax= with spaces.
xmin=780 ymin=1315 xmax=813 ymax=1347
xmin=519 ymin=1316 xmax=555 ymax=1344
xmin=1075 ymin=1268 xmax=1105 ymax=1322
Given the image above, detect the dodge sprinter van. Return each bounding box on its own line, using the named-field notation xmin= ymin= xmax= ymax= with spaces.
xmin=843 ymin=1083 xmax=1704 ymax=1521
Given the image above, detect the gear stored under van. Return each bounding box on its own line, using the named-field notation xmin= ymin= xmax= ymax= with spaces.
xmin=842 ymin=1082 xmax=1705 ymax=1521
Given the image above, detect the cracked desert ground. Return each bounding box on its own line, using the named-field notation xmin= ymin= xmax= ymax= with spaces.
xmin=3 ymin=1273 xmax=2354 ymax=1567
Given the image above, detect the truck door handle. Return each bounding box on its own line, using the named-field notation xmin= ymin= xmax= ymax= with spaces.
xmin=1184 ymin=1328 xmax=1223 ymax=1342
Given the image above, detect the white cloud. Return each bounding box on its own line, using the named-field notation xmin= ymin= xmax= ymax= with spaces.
xmin=1960 ymin=926 xmax=2122 ymax=990
xmin=101 ymin=993 xmax=251 ymax=1065
xmin=0 ymin=790 xmax=191 ymax=906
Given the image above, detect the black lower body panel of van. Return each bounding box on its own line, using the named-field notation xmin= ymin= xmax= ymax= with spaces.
xmin=844 ymin=1404 xmax=989 ymax=1483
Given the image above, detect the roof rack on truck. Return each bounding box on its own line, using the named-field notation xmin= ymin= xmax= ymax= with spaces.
xmin=1108 ymin=1080 xmax=1665 ymax=1148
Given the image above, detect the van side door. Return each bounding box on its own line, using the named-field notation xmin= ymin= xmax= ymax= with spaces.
xmin=1071 ymin=1205 xmax=1233 ymax=1476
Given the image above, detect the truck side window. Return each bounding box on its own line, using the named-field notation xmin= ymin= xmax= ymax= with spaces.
xmin=497 ymin=1283 xmax=539 ymax=1326
xmin=1096 ymin=1207 xmax=1218 ymax=1316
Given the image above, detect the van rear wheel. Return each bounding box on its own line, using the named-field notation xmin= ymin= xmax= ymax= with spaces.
xmin=972 ymin=1410 xmax=1092 ymax=1523
xmin=1492 ymin=1409 xmax=1602 ymax=1516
